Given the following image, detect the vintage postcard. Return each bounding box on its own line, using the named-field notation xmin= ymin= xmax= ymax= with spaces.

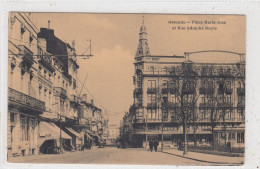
xmin=6 ymin=13 xmax=245 ymax=166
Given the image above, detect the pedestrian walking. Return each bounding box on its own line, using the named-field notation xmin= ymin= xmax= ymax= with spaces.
xmin=149 ymin=139 xmax=154 ymax=152
xmin=153 ymin=140 xmax=158 ymax=152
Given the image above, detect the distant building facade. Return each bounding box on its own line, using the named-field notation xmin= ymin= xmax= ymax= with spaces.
xmin=108 ymin=124 xmax=120 ymax=140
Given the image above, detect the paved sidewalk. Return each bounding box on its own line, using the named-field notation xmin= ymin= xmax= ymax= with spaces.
xmin=8 ymin=150 xmax=88 ymax=163
xmin=162 ymin=149 xmax=244 ymax=165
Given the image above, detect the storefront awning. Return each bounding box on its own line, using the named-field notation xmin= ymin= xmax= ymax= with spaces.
xmin=66 ymin=127 xmax=82 ymax=138
xmin=85 ymin=133 xmax=94 ymax=140
xmin=40 ymin=121 xmax=72 ymax=140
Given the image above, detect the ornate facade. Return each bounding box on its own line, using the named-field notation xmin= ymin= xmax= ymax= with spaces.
xmin=131 ymin=21 xmax=245 ymax=151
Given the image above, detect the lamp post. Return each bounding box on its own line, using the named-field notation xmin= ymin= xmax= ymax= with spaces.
xmin=52 ymin=102 xmax=63 ymax=154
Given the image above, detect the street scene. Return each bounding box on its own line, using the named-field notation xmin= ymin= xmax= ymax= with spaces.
xmin=7 ymin=13 xmax=245 ymax=165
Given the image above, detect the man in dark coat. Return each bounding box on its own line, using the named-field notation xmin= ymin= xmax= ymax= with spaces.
xmin=153 ymin=140 xmax=159 ymax=152
xmin=149 ymin=139 xmax=154 ymax=152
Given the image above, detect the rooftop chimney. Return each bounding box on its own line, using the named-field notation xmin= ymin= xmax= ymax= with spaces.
xmin=82 ymin=94 xmax=87 ymax=102
xmin=48 ymin=20 xmax=50 ymax=29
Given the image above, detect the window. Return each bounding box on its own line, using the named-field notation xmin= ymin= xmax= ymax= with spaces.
xmin=201 ymin=79 xmax=206 ymax=88
xmin=20 ymin=115 xmax=29 ymax=141
xmin=136 ymin=109 xmax=143 ymax=119
xmin=201 ymin=110 xmax=207 ymax=120
xmin=208 ymin=68 xmax=213 ymax=75
xmin=147 ymin=80 xmax=156 ymax=88
xmin=162 ymin=110 xmax=168 ymax=121
xmin=169 ymin=94 xmax=177 ymax=103
xmin=73 ymin=79 xmax=77 ymax=89
xmin=162 ymin=80 xmax=168 ymax=88
xmin=137 ymin=80 xmax=142 ymax=89
xmin=238 ymin=109 xmax=245 ymax=119
xmin=208 ymin=81 xmax=213 ymax=89
xmin=226 ymin=95 xmax=231 ymax=104
xmin=44 ymin=69 xmax=47 ymax=78
xmin=137 ymin=94 xmax=142 ymax=104
xmin=147 ymin=109 xmax=156 ymax=120
xmin=219 ymin=68 xmax=223 ymax=75
xmin=38 ymin=66 xmax=42 ymax=74
xmin=201 ymin=67 xmax=207 ymax=76
xmin=201 ymin=96 xmax=206 ymax=104
xmin=225 ymin=81 xmax=231 ymax=90
xmin=147 ymin=94 xmax=156 ymax=104
xmin=237 ymin=132 xmax=244 ymax=143
xmin=10 ymin=113 xmax=15 ymax=123
xmin=226 ymin=68 xmax=231 ymax=76
xmin=218 ymin=82 xmax=224 ymax=93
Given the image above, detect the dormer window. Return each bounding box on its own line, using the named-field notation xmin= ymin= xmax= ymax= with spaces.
xmin=21 ymin=26 xmax=25 ymax=35
xmin=38 ymin=66 xmax=42 ymax=74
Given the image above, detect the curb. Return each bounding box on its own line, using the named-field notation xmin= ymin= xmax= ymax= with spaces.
xmin=161 ymin=151 xmax=244 ymax=165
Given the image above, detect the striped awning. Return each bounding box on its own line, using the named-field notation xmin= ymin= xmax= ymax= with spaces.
xmin=66 ymin=127 xmax=82 ymax=138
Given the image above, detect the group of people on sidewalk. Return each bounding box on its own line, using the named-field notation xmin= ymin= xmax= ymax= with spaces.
xmin=149 ymin=139 xmax=159 ymax=152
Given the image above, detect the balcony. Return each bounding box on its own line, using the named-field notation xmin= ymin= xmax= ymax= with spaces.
xmin=134 ymin=88 xmax=142 ymax=94
xmin=161 ymin=102 xmax=180 ymax=108
xmin=147 ymin=102 xmax=157 ymax=108
xmin=218 ymin=102 xmax=233 ymax=109
xmin=169 ymin=87 xmax=178 ymax=94
xmin=182 ymin=87 xmax=196 ymax=94
xmin=199 ymin=87 xmax=206 ymax=94
xmin=8 ymin=88 xmax=45 ymax=112
xmin=161 ymin=88 xmax=169 ymax=94
xmin=54 ymin=87 xmax=67 ymax=99
xmin=147 ymin=88 xmax=157 ymax=94
xmin=18 ymin=45 xmax=34 ymax=64
xmin=237 ymin=87 xmax=245 ymax=96
xmin=199 ymin=102 xmax=215 ymax=109
xmin=134 ymin=102 xmax=142 ymax=107
xmin=70 ymin=94 xmax=81 ymax=105
xmin=199 ymin=87 xmax=214 ymax=95
xmin=225 ymin=88 xmax=233 ymax=94
xmin=237 ymin=102 xmax=245 ymax=109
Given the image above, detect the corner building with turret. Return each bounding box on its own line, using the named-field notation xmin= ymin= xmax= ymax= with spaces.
xmin=131 ymin=21 xmax=245 ymax=152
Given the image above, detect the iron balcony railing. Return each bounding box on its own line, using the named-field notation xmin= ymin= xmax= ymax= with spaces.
xmin=225 ymin=87 xmax=233 ymax=94
xmin=161 ymin=88 xmax=169 ymax=94
xmin=199 ymin=102 xmax=215 ymax=109
xmin=134 ymin=102 xmax=142 ymax=107
xmin=38 ymin=50 xmax=52 ymax=65
xmin=147 ymin=102 xmax=157 ymax=108
xmin=218 ymin=102 xmax=233 ymax=108
xmin=54 ymin=87 xmax=67 ymax=98
xmin=147 ymin=88 xmax=157 ymax=94
xmin=182 ymin=87 xmax=196 ymax=94
xmin=162 ymin=87 xmax=178 ymax=94
xmin=161 ymin=102 xmax=180 ymax=108
xmin=237 ymin=102 xmax=245 ymax=109
xmin=237 ymin=87 xmax=245 ymax=96
xmin=134 ymin=88 xmax=142 ymax=93
xmin=70 ymin=94 xmax=81 ymax=104
xmin=199 ymin=87 xmax=214 ymax=95
xmin=18 ymin=45 xmax=34 ymax=62
xmin=8 ymin=88 xmax=45 ymax=111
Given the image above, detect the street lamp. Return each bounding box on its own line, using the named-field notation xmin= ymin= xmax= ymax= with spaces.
xmin=52 ymin=102 xmax=63 ymax=154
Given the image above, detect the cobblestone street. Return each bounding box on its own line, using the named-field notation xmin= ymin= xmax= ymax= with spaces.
xmin=8 ymin=147 xmax=243 ymax=165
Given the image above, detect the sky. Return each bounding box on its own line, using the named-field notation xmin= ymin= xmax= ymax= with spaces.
xmin=28 ymin=13 xmax=245 ymax=126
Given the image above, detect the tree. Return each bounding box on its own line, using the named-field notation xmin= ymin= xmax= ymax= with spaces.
xmin=169 ymin=61 xmax=200 ymax=155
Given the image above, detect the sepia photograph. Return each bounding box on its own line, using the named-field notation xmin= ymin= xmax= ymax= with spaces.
xmin=6 ymin=12 xmax=245 ymax=166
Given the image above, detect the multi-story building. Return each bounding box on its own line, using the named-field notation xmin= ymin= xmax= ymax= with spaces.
xmin=8 ymin=12 xmax=45 ymax=157
xmin=131 ymin=21 xmax=245 ymax=151
xmin=108 ymin=124 xmax=120 ymax=140
xmin=7 ymin=13 xmax=105 ymax=156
